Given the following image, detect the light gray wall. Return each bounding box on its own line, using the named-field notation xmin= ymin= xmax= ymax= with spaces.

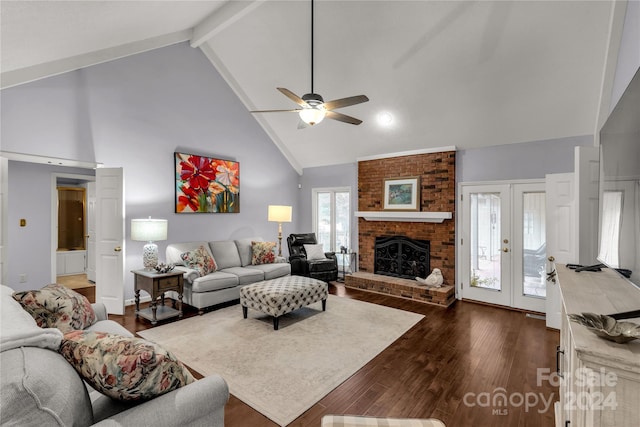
xmin=7 ymin=162 xmax=94 ymax=288
xmin=611 ymin=0 xmax=640 ymax=112
xmin=1 ymin=42 xmax=300 ymax=298
xmin=456 ymin=135 xmax=593 ymax=183
xmin=299 ymin=163 xmax=358 ymax=252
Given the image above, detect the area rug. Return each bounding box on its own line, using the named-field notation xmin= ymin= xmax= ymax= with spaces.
xmin=137 ymin=295 xmax=423 ymax=426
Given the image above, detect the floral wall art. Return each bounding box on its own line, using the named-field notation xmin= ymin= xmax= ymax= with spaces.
xmin=175 ymin=152 xmax=240 ymax=213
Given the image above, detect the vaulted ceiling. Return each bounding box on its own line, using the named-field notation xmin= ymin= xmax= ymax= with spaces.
xmin=1 ymin=1 xmax=622 ymax=173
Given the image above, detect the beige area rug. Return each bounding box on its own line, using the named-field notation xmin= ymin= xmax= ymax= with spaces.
xmin=137 ymin=295 xmax=423 ymax=426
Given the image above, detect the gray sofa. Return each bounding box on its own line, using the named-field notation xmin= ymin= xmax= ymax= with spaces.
xmin=0 ymin=285 xmax=229 ymax=426
xmin=166 ymin=237 xmax=291 ymax=314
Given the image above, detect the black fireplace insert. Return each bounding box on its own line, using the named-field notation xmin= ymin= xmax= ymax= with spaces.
xmin=374 ymin=236 xmax=430 ymax=279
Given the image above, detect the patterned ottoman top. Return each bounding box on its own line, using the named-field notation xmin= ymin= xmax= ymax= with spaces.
xmin=240 ymin=275 xmax=327 ymax=308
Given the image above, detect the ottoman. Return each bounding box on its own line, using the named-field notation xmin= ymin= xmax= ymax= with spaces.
xmin=240 ymin=275 xmax=328 ymax=330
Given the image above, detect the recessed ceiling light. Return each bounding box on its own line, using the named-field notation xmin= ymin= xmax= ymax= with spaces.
xmin=377 ymin=111 xmax=394 ymax=127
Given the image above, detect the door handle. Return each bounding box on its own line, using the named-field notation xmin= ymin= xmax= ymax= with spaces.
xmin=548 ymin=256 xmax=555 ymax=262
xmin=502 ymin=248 xmax=509 ymax=253
xmin=114 ymin=246 xmax=122 ymax=252
xmin=556 ymin=346 xmax=564 ymax=378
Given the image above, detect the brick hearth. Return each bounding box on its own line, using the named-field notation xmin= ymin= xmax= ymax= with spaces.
xmin=345 ymin=272 xmax=455 ymax=307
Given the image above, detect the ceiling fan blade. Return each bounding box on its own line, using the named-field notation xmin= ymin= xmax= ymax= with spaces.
xmin=250 ymin=109 xmax=300 ymax=113
xmin=326 ymin=110 xmax=363 ymax=125
xmin=324 ymin=95 xmax=369 ymax=110
xmin=277 ymin=88 xmax=309 ymax=108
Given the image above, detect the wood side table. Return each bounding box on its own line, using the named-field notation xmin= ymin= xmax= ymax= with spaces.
xmin=132 ymin=269 xmax=184 ymax=325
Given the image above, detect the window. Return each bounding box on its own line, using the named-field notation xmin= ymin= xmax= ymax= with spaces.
xmin=312 ymin=187 xmax=350 ymax=252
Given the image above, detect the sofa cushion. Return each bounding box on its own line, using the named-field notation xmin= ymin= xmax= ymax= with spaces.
xmin=85 ymin=320 xmax=135 ymax=337
xmin=245 ymin=262 xmax=292 ymax=280
xmin=219 ymin=267 xmax=264 ymax=285
xmin=251 ymin=241 xmax=277 ymax=265
xmin=1 ymin=346 xmax=94 ymax=426
xmin=209 ymin=240 xmax=242 ymax=269
xmin=180 ymin=245 xmax=217 ymax=276
xmin=13 ymin=283 xmax=96 ymax=333
xmin=191 ymin=271 xmax=239 ymax=293
xmin=59 ymin=331 xmax=195 ymax=402
xmin=166 ymin=241 xmax=211 ymax=266
xmin=235 ymin=237 xmax=264 ymax=266
xmin=308 ymin=258 xmax=338 ymax=272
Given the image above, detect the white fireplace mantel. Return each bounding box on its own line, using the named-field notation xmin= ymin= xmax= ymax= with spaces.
xmin=354 ymin=211 xmax=452 ymax=223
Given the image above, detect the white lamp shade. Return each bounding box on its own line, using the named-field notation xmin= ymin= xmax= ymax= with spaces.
xmin=131 ymin=218 xmax=168 ymax=242
xmin=268 ymin=205 xmax=292 ymax=222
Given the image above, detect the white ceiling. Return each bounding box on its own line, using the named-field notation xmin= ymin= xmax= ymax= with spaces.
xmin=1 ymin=1 xmax=619 ymax=173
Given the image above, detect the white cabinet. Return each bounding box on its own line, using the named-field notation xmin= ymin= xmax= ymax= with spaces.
xmin=555 ymin=264 xmax=640 ymax=427
xmin=56 ymin=250 xmax=86 ymax=275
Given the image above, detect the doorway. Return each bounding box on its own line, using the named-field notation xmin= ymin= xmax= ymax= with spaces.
xmin=52 ymin=173 xmax=96 ymax=300
xmin=460 ymin=181 xmax=547 ymax=312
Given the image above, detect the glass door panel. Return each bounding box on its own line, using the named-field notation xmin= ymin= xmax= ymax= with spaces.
xmin=334 ymin=191 xmax=350 ymax=251
xmin=316 ymin=192 xmax=331 ymax=250
xmin=513 ymin=183 xmax=547 ymax=312
xmin=522 ymin=192 xmax=546 ymax=297
xmin=462 ymin=184 xmax=511 ymax=307
xmin=469 ymin=193 xmax=502 ymax=291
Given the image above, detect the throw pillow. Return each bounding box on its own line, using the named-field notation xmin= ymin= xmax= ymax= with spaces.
xmin=13 ymin=283 xmax=96 ymax=333
xmin=304 ymin=243 xmax=327 ymax=260
xmin=59 ymin=330 xmax=195 ymax=402
xmin=251 ymin=241 xmax=276 ymax=265
xmin=180 ymin=245 xmax=217 ymax=276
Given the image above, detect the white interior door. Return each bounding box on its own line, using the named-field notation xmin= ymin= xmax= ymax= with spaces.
xmin=86 ymin=182 xmax=96 ymax=282
xmin=545 ymin=172 xmax=577 ymax=329
xmin=96 ymin=168 xmax=124 ymax=315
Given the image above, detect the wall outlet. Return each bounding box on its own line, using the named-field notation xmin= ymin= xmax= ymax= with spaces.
xmin=19 ymin=273 xmax=27 ymax=283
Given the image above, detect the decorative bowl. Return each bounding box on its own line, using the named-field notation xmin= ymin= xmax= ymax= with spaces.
xmin=154 ymin=263 xmax=175 ymax=274
xmin=568 ymin=312 xmax=640 ymax=344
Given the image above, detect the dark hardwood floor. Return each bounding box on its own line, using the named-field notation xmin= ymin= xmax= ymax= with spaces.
xmin=111 ymin=283 xmax=559 ymax=427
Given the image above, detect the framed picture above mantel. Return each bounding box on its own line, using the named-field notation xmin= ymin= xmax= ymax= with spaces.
xmin=383 ymin=176 xmax=420 ymax=211
xmin=175 ymin=152 xmax=240 ymax=213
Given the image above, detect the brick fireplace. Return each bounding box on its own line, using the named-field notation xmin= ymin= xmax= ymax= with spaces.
xmin=346 ymin=150 xmax=456 ymax=306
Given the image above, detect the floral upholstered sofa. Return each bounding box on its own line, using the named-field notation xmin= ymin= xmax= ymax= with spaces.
xmin=165 ymin=237 xmax=291 ymax=314
xmin=0 ymin=283 xmax=229 ymax=426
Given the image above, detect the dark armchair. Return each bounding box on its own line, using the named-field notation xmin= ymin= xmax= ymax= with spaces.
xmin=286 ymin=233 xmax=338 ymax=282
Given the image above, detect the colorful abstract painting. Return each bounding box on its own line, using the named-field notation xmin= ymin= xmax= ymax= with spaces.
xmin=175 ymin=152 xmax=240 ymax=213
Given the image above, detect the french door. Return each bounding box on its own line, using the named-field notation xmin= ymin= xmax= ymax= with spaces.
xmin=460 ymin=181 xmax=546 ymax=312
xmin=312 ymin=187 xmax=350 ymax=252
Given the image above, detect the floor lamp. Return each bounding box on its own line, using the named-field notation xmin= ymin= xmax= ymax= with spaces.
xmin=268 ymin=205 xmax=292 ymax=256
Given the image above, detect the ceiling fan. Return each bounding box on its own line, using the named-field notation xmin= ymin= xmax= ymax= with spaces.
xmin=251 ymin=0 xmax=369 ymax=126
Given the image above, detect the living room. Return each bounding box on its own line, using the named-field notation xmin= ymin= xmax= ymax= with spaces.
xmin=1 ymin=1 xmax=640 ymax=426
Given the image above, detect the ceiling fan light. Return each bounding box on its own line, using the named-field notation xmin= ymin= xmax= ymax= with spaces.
xmin=299 ymin=107 xmax=326 ymax=126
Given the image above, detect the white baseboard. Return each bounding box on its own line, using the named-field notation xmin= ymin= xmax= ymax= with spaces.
xmin=124 ymin=295 xmax=152 ymax=306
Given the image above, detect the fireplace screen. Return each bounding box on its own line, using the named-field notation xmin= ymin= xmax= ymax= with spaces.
xmin=374 ymin=236 xmax=430 ymax=279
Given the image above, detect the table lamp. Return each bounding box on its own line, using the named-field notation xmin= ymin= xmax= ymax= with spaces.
xmin=268 ymin=205 xmax=292 ymax=256
xmin=131 ymin=217 xmax=168 ymax=270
